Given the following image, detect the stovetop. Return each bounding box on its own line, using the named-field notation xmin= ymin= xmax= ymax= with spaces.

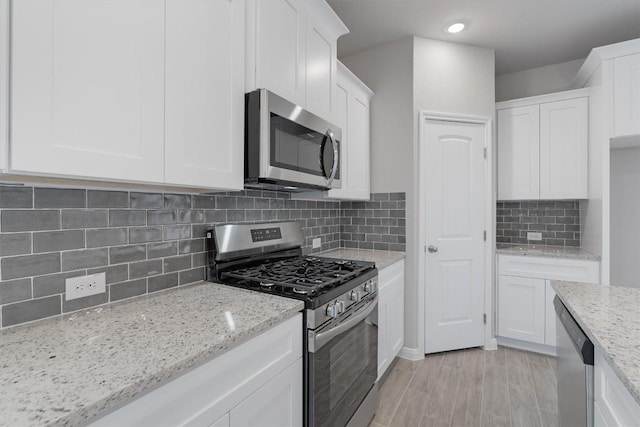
xmin=207 ymin=221 xmax=378 ymax=309
xmin=216 ymin=256 xmax=376 ymax=307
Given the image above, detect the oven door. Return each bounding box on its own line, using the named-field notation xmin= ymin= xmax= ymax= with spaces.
xmin=307 ymin=297 xmax=378 ymax=427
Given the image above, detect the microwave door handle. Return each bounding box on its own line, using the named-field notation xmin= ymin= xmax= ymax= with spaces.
xmin=319 ymin=133 xmax=329 ymax=179
xmin=310 ymin=297 xmax=377 ymax=352
xmin=327 ymin=131 xmax=339 ymax=186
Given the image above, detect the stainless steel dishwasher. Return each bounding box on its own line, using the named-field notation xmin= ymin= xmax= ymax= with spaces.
xmin=554 ymin=295 xmax=595 ymax=427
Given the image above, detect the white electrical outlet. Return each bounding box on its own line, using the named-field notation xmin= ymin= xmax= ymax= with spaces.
xmin=527 ymin=232 xmax=543 ymax=241
xmin=65 ymin=272 xmax=106 ymax=301
xmin=312 ymin=238 xmax=322 ymax=249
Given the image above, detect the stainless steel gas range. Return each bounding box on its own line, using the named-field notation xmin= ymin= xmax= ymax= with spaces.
xmin=207 ymin=221 xmax=378 ymax=427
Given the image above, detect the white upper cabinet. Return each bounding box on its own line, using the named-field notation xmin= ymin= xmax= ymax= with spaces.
xmin=497 ymin=105 xmax=540 ymax=200
xmin=613 ymin=53 xmax=640 ymax=137
xmin=10 ymin=0 xmax=165 ymax=183
xmin=164 ymin=0 xmax=244 ymax=190
xmin=539 ymin=97 xmax=588 ymax=199
xmin=245 ymin=0 xmax=347 ymax=122
xmin=497 ymin=89 xmax=589 ymax=200
xmin=7 ymin=0 xmax=244 ymax=191
xmin=327 ymin=63 xmax=372 ymax=200
xmin=246 ymin=0 xmax=306 ymax=107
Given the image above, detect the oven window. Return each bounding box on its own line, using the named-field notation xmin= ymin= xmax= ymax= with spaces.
xmin=270 ymin=113 xmax=340 ymax=179
xmin=311 ymin=305 xmax=377 ymax=427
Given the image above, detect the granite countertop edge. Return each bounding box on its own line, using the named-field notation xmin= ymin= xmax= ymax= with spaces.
xmin=71 ymin=298 xmax=303 ymax=427
xmin=551 ymin=281 xmax=640 ymax=405
xmin=316 ymin=248 xmax=406 ymax=270
xmin=0 ymin=282 xmax=304 ymax=427
xmin=496 ymin=244 xmax=601 ymax=261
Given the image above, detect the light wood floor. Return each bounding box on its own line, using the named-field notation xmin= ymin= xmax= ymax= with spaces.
xmin=371 ymin=346 xmax=558 ymax=427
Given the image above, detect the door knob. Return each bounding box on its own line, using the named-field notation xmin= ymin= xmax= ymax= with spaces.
xmin=428 ymin=245 xmax=438 ymax=253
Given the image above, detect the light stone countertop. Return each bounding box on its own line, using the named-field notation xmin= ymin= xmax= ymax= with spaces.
xmin=552 ymin=281 xmax=640 ymax=405
xmin=0 ymin=282 xmax=303 ymax=427
xmin=496 ymin=243 xmax=601 ymax=261
xmin=318 ymin=248 xmax=405 ymax=270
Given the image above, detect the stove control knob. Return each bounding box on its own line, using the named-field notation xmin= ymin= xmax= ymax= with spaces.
xmin=326 ymin=303 xmax=338 ymax=318
xmin=336 ymin=300 xmax=346 ymax=314
xmin=364 ymin=281 xmax=376 ymax=293
xmin=350 ymin=290 xmax=362 ymax=302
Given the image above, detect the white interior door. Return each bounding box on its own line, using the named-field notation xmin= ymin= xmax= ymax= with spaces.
xmin=424 ymin=120 xmax=486 ymax=354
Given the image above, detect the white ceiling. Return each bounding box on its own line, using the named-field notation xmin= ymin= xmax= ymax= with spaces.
xmin=327 ymin=0 xmax=640 ymax=75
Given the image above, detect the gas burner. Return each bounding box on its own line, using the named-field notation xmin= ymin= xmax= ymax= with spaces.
xmin=334 ymin=260 xmax=350 ymax=265
xmin=296 ymin=278 xmax=323 ymax=285
xmin=293 ymin=288 xmax=309 ymax=295
xmin=260 ymin=282 xmax=275 ymax=288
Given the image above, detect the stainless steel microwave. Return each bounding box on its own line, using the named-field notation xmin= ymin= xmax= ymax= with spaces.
xmin=244 ymin=89 xmax=341 ymax=191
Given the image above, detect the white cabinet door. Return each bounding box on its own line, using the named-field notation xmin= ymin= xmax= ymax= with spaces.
xmin=164 ymin=0 xmax=243 ymax=190
xmin=376 ymin=289 xmax=389 ymax=379
xmin=345 ymin=80 xmax=372 ymax=200
xmin=595 ymin=349 xmax=640 ymax=426
xmin=327 ymin=63 xmax=372 ymax=201
xmin=305 ymin=19 xmax=335 ymax=121
xmin=497 ymin=105 xmax=540 ymax=200
xmin=377 ymin=259 xmax=405 ymax=379
xmin=11 ymin=0 xmax=165 ymax=183
xmin=614 ymin=53 xmax=640 ymax=137
xmin=539 ymin=97 xmax=588 ymax=199
xmin=247 ymin=0 xmax=306 ymax=107
xmin=387 ymin=269 xmax=405 ymax=359
xmin=230 ymin=358 xmax=302 ymax=427
xmin=498 ymin=275 xmax=546 ymax=344
xmin=544 ymin=280 xmax=557 ymax=347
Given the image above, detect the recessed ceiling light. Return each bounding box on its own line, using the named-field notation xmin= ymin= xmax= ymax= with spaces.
xmin=446 ymin=22 xmax=466 ymax=34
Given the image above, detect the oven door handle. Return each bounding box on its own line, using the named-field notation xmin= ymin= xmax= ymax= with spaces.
xmin=310 ymin=297 xmax=377 ymax=353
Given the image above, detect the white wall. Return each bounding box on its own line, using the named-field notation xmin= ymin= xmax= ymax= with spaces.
xmin=342 ymin=36 xmax=495 ymax=355
xmin=610 ymin=147 xmax=640 ymax=288
xmin=496 ymin=58 xmax=584 ymax=102
xmin=340 ymin=38 xmax=414 ymax=193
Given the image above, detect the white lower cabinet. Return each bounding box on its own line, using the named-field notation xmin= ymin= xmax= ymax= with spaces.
xmin=90 ymin=314 xmax=302 ymax=427
xmin=230 ymin=359 xmax=302 ymax=427
xmin=377 ymin=259 xmax=405 ymax=380
xmin=497 ymin=255 xmax=599 ymax=351
xmin=594 ymin=349 xmax=640 ymax=426
xmin=498 ymin=275 xmax=546 ymax=344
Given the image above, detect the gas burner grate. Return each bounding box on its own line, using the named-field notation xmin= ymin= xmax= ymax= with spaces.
xmin=219 ymin=256 xmax=371 ymax=296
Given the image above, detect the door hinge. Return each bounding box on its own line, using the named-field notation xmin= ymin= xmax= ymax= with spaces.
xmin=484 ymin=230 xmax=487 ymax=241
xmin=484 ymin=147 xmax=487 ymax=159
xmin=484 ymin=313 xmax=487 ymax=324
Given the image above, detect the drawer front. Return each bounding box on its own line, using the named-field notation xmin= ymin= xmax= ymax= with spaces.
xmin=498 ymin=254 xmax=599 ymax=283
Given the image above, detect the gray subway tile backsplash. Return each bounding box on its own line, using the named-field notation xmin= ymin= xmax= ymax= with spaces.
xmin=1 ymin=252 xmax=61 ymax=280
xmin=496 ymin=200 xmax=581 ymax=246
xmin=0 ymin=233 xmax=31 ymax=257
xmin=0 ymin=188 xmax=405 ymax=328
xmin=1 ymin=210 xmax=60 ymax=232
xmin=0 ymin=186 xmax=33 ymax=208
xmin=1 ymin=295 xmax=61 ymax=327
xmin=33 ymin=230 xmax=85 ymax=253
xmin=87 ymin=190 xmax=129 ymax=208
xmin=34 ymin=188 xmax=86 ymax=209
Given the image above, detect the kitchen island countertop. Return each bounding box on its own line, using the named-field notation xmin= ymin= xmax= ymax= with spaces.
xmin=0 ymin=282 xmax=303 ymax=427
xmin=496 ymin=243 xmax=601 ymax=261
xmin=318 ymin=248 xmax=405 ymax=270
xmin=552 ymin=281 xmax=640 ymax=405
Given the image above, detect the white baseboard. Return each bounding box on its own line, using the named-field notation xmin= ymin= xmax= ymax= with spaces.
xmin=484 ymin=337 xmax=498 ymax=351
xmin=398 ymin=346 xmax=423 ymax=361
xmin=497 ymin=336 xmax=557 ymax=356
